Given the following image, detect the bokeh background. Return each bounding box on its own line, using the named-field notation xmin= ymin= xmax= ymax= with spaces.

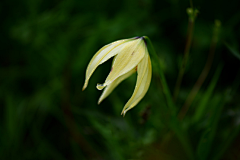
xmin=1 ymin=0 xmax=240 ymax=159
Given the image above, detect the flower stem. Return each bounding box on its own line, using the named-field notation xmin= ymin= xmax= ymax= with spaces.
xmin=144 ymin=36 xmax=194 ymax=160
xmin=144 ymin=36 xmax=175 ymax=114
xmin=173 ymin=8 xmax=198 ymax=102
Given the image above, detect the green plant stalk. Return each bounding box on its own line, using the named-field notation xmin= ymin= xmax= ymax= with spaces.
xmin=196 ymin=94 xmax=225 ymax=160
xmin=225 ymin=42 xmax=240 ymax=60
xmin=212 ymin=70 xmax=240 ymax=160
xmin=189 ymin=0 xmax=193 ymax=8
xmin=192 ymin=64 xmax=223 ymax=123
xmin=212 ymin=125 xmax=240 ymax=160
xmin=173 ymin=8 xmax=198 ymax=101
xmin=144 ymin=36 xmax=194 ymax=160
xmin=144 ymin=36 xmax=175 ymax=114
xmin=178 ymin=20 xmax=221 ymax=120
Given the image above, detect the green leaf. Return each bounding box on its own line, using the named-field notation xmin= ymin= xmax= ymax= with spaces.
xmin=193 ymin=64 xmax=223 ymax=123
xmin=143 ymin=36 xmax=176 ymax=114
xmin=212 ymin=124 xmax=240 ymax=160
xmin=196 ymin=94 xmax=225 ymax=160
xmin=144 ymin=36 xmax=194 ymax=160
xmin=211 ymin=70 xmax=240 ymax=160
xmin=225 ymin=42 xmax=240 ymax=61
xmin=196 ymin=128 xmax=212 ymax=159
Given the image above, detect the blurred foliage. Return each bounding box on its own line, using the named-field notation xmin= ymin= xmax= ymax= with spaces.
xmin=1 ymin=0 xmax=240 ymax=159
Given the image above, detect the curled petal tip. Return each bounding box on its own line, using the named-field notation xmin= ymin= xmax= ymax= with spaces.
xmin=96 ymin=83 xmax=105 ymax=90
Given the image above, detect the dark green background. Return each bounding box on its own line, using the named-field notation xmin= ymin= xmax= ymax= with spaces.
xmin=1 ymin=0 xmax=240 ymax=159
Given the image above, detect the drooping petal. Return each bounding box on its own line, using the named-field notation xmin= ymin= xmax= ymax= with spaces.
xmin=121 ymin=49 xmax=152 ymax=116
xmin=82 ymin=38 xmax=133 ymax=90
xmin=97 ymin=38 xmax=145 ymax=90
xmin=98 ymin=67 xmax=136 ymax=104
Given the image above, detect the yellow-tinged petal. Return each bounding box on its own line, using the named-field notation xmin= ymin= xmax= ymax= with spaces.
xmin=121 ymin=48 xmax=152 ymax=116
xmin=97 ymin=38 xmax=145 ymax=90
xmin=98 ymin=68 xmax=136 ymax=104
xmin=82 ymin=38 xmax=133 ymax=90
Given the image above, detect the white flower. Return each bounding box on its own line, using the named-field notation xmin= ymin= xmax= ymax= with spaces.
xmin=83 ymin=37 xmax=152 ymax=116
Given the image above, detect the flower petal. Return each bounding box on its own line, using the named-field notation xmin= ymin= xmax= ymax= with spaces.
xmin=97 ymin=38 xmax=145 ymax=90
xmin=82 ymin=38 xmax=133 ymax=90
xmin=98 ymin=68 xmax=136 ymax=104
xmin=121 ymin=49 xmax=152 ymax=116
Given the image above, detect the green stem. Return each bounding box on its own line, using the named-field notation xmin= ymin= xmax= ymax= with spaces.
xmin=173 ymin=8 xmax=198 ymax=102
xmin=144 ymin=36 xmax=194 ymax=160
xmin=144 ymin=36 xmax=175 ymax=114
xmin=178 ymin=20 xmax=221 ymax=120
xmin=189 ymin=0 xmax=193 ymax=9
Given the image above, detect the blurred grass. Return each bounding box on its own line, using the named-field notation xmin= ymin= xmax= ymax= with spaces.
xmin=1 ymin=0 xmax=240 ymax=159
